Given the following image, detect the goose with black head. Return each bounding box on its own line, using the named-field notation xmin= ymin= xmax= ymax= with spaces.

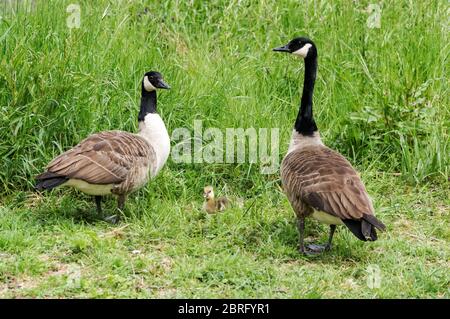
xmin=273 ymin=37 xmax=386 ymax=255
xmin=35 ymin=71 xmax=171 ymax=223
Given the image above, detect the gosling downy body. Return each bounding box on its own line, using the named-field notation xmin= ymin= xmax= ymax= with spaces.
xmin=203 ymin=186 xmax=229 ymax=214
xmin=35 ymin=71 xmax=171 ymax=222
xmin=273 ymin=37 xmax=386 ymax=254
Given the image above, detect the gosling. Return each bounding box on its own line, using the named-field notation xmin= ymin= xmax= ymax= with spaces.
xmin=203 ymin=186 xmax=229 ymax=214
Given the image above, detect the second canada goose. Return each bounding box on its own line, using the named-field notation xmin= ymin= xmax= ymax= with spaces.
xmin=273 ymin=37 xmax=386 ymax=254
xmin=203 ymin=186 xmax=230 ymax=214
xmin=35 ymin=71 xmax=171 ymax=222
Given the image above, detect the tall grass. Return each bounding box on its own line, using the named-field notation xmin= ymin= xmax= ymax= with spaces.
xmin=0 ymin=0 xmax=448 ymax=195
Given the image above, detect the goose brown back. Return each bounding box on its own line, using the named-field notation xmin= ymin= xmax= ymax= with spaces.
xmin=42 ymin=131 xmax=156 ymax=194
xmin=281 ymin=145 xmax=385 ymax=241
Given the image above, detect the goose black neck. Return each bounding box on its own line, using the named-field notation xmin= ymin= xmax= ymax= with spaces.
xmin=295 ymin=54 xmax=318 ymax=136
xmin=138 ymin=90 xmax=157 ymax=122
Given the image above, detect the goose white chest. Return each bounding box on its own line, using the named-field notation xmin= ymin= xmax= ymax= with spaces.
xmin=287 ymin=129 xmax=324 ymax=154
xmin=138 ymin=113 xmax=170 ymax=176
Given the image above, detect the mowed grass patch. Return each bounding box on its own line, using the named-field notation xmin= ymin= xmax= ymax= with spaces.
xmin=0 ymin=174 xmax=448 ymax=298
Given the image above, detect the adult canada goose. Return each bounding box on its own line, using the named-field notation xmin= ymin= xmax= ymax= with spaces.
xmin=273 ymin=37 xmax=386 ymax=254
xmin=35 ymin=71 xmax=171 ymax=222
xmin=203 ymin=186 xmax=229 ymax=214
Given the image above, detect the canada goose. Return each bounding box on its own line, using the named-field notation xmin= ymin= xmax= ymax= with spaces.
xmin=273 ymin=37 xmax=386 ymax=254
xmin=203 ymin=186 xmax=229 ymax=214
xmin=35 ymin=71 xmax=171 ymax=222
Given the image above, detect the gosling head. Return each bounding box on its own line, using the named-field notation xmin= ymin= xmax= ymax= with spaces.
xmin=203 ymin=186 xmax=215 ymax=200
xmin=142 ymin=71 xmax=171 ymax=92
xmin=273 ymin=37 xmax=317 ymax=59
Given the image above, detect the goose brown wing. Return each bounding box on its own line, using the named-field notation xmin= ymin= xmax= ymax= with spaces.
xmin=282 ymin=146 xmax=374 ymax=221
xmin=45 ymin=131 xmax=154 ymax=184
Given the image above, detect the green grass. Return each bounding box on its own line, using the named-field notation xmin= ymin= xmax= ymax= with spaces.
xmin=0 ymin=0 xmax=449 ymax=298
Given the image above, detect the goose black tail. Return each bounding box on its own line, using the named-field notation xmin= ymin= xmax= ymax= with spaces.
xmin=343 ymin=214 xmax=386 ymax=242
xmin=35 ymin=172 xmax=68 ymax=191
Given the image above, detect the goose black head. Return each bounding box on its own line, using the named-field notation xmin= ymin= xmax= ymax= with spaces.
xmin=273 ymin=37 xmax=317 ymax=59
xmin=142 ymin=71 xmax=171 ymax=92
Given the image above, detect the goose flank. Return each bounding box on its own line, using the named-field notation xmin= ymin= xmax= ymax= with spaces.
xmin=273 ymin=37 xmax=386 ymax=254
xmin=35 ymin=71 xmax=171 ymax=222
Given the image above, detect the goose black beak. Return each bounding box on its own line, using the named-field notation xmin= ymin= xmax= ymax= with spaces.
xmin=273 ymin=45 xmax=290 ymax=53
xmin=156 ymin=79 xmax=171 ymax=90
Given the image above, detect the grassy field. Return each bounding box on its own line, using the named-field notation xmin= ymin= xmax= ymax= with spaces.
xmin=0 ymin=0 xmax=449 ymax=298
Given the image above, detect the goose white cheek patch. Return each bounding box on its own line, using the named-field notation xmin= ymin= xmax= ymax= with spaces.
xmin=292 ymin=43 xmax=312 ymax=58
xmin=143 ymin=76 xmax=157 ymax=91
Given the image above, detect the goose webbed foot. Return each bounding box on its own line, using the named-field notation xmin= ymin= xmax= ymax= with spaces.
xmin=298 ymin=243 xmax=331 ymax=256
xmin=298 ymin=224 xmax=336 ymax=256
xmin=306 ymin=243 xmax=332 ymax=253
xmin=103 ymin=214 xmax=120 ymax=224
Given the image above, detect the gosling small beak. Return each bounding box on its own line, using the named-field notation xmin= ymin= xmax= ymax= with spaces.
xmin=273 ymin=45 xmax=290 ymax=53
xmin=157 ymin=79 xmax=171 ymax=90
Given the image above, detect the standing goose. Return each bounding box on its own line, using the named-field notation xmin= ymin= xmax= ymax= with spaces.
xmin=35 ymin=71 xmax=171 ymax=222
xmin=273 ymin=37 xmax=385 ymax=254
